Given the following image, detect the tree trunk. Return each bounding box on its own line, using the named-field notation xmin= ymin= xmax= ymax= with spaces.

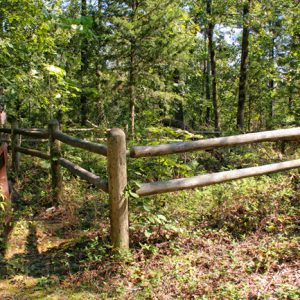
xmin=267 ymin=75 xmax=274 ymax=129
xmin=173 ymin=69 xmax=184 ymax=123
xmin=80 ymin=0 xmax=88 ymax=126
xmin=204 ymin=30 xmax=211 ymax=126
xmin=98 ymin=0 xmax=102 ymax=11
xmin=288 ymin=87 xmax=294 ymax=113
xmin=248 ymin=92 xmax=253 ymax=131
xmin=95 ymin=0 xmax=105 ymax=125
xmin=0 ymin=12 xmax=3 ymax=34
xmin=129 ymin=1 xmax=138 ymax=138
xmin=267 ymin=22 xmax=275 ymax=129
xmin=129 ymin=41 xmax=136 ymax=138
xmin=237 ymin=0 xmax=251 ymax=131
xmin=207 ymin=0 xmax=220 ymax=133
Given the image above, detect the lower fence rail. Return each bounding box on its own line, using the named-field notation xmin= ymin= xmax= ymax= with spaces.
xmin=136 ymin=159 xmax=300 ymax=196
xmin=15 ymin=146 xmax=50 ymax=160
xmin=58 ymin=157 xmax=108 ymax=193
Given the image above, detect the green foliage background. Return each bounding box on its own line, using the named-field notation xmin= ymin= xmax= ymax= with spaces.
xmin=0 ymin=0 xmax=298 ymax=130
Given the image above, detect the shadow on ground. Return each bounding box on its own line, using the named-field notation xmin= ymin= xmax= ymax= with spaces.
xmin=0 ymin=169 xmax=110 ymax=281
xmin=1 ymin=221 xmax=110 ymax=279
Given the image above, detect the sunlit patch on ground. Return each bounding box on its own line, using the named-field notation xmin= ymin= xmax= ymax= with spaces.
xmin=35 ymin=221 xmax=71 ymax=254
xmin=0 ymin=275 xmax=38 ymax=299
xmin=5 ymin=220 xmax=29 ymax=259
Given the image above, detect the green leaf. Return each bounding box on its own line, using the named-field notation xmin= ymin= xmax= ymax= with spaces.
xmin=44 ymin=64 xmax=66 ymax=77
xmin=156 ymin=214 xmax=167 ymax=222
xmin=129 ymin=191 xmax=139 ymax=199
xmin=144 ymin=230 xmax=152 ymax=238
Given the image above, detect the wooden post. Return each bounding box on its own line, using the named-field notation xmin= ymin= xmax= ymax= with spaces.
xmin=11 ymin=119 xmax=20 ymax=174
xmin=48 ymin=119 xmax=62 ymax=205
xmin=107 ymin=128 xmax=129 ymax=249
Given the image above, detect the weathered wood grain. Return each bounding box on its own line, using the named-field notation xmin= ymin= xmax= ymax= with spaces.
xmin=130 ymin=127 xmax=300 ymax=158
xmin=15 ymin=146 xmax=50 ymax=160
xmin=136 ymin=159 xmax=300 ymax=196
xmin=53 ymin=131 xmax=107 ymax=156
xmin=107 ymin=128 xmax=129 ymax=249
xmin=58 ymin=157 xmax=108 ymax=192
xmin=14 ymin=128 xmax=49 ymax=138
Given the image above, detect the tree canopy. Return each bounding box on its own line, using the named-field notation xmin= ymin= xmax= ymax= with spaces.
xmin=0 ymin=0 xmax=299 ymax=132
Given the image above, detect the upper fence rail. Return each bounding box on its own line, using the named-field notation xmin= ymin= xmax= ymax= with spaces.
xmin=53 ymin=130 xmax=107 ymax=156
xmin=0 ymin=126 xmax=108 ymax=156
xmin=14 ymin=128 xmax=49 ymax=139
xmin=2 ymin=126 xmax=300 ymax=159
xmin=130 ymin=127 xmax=300 ymax=158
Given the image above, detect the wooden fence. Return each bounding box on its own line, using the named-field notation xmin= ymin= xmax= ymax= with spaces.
xmin=1 ymin=121 xmax=300 ymax=250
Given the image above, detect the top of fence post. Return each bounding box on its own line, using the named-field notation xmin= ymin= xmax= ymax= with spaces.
xmin=48 ymin=119 xmax=60 ymax=130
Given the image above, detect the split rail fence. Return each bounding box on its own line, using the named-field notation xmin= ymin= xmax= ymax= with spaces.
xmin=0 ymin=120 xmax=300 ymax=250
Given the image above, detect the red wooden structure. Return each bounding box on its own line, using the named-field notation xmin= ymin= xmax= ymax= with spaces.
xmin=0 ymin=142 xmax=9 ymax=200
xmin=0 ymin=109 xmax=10 ymax=202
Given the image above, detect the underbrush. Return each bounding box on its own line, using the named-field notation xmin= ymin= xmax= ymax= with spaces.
xmin=0 ymin=140 xmax=299 ymax=299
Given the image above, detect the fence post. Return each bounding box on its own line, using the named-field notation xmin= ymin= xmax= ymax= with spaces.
xmin=107 ymin=128 xmax=129 ymax=249
xmin=48 ymin=119 xmax=62 ymax=205
xmin=11 ymin=119 xmax=20 ymax=175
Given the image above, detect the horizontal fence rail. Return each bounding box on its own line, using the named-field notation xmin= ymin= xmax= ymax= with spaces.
xmin=22 ymin=139 xmax=48 ymax=143
xmin=14 ymin=128 xmax=49 ymax=139
xmin=130 ymin=127 xmax=300 ymax=158
xmin=53 ymin=131 xmax=107 ymax=156
xmin=15 ymin=146 xmax=50 ymax=160
xmin=0 ymin=139 xmax=9 ymax=143
xmin=0 ymin=128 xmax=11 ymax=134
xmin=64 ymin=128 xmax=97 ymax=133
xmin=58 ymin=158 xmax=108 ymax=193
xmin=136 ymin=159 xmax=300 ymax=196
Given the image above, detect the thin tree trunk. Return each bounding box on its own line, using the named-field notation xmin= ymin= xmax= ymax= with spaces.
xmin=288 ymin=86 xmax=293 ymax=113
xmin=129 ymin=40 xmax=136 ymax=138
xmin=237 ymin=0 xmax=251 ymax=131
xmin=204 ymin=30 xmax=211 ymax=126
xmin=248 ymin=92 xmax=253 ymax=132
xmin=95 ymin=0 xmax=104 ymax=125
xmin=173 ymin=69 xmax=184 ymax=123
xmin=80 ymin=0 xmax=88 ymax=126
xmin=267 ymin=23 xmax=275 ymax=129
xmin=0 ymin=11 xmax=3 ymax=34
xmin=207 ymin=0 xmax=220 ymax=133
xmin=268 ymin=75 xmax=274 ymax=129
xmin=98 ymin=0 xmax=102 ymax=11
xmin=129 ymin=1 xmax=138 ymax=138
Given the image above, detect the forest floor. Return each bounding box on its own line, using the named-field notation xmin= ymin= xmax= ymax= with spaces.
xmin=0 ymin=142 xmax=299 ymax=299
